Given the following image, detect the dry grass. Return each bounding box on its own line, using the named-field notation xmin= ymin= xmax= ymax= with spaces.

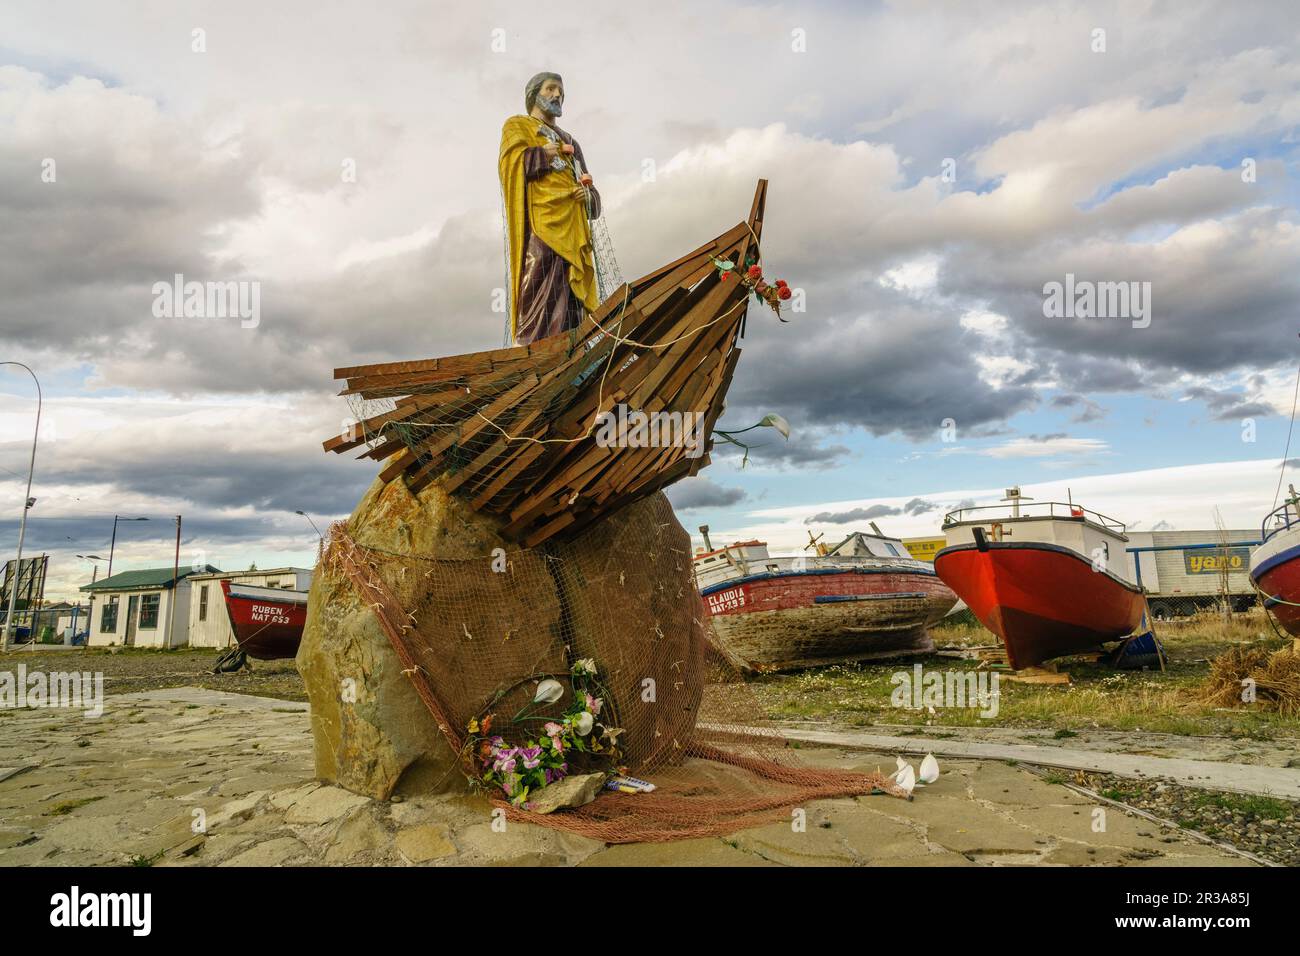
xmin=1200 ymin=644 xmax=1300 ymax=716
xmin=750 ymin=608 xmax=1300 ymax=738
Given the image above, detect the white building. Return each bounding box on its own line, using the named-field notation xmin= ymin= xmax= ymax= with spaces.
xmin=80 ymin=565 xmax=221 ymax=648
xmin=186 ymin=567 xmax=314 ymax=650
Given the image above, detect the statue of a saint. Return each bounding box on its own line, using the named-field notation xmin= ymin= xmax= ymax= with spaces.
xmin=499 ymin=72 xmax=602 ymax=345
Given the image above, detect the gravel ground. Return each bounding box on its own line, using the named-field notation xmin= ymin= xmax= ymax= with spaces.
xmin=0 ymin=647 xmax=305 ymax=702
xmin=1070 ymin=771 xmax=1300 ymax=866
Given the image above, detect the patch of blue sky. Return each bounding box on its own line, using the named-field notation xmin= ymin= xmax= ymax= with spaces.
xmin=0 ymin=47 xmax=119 ymax=88
xmin=1079 ymin=136 xmax=1299 ymax=213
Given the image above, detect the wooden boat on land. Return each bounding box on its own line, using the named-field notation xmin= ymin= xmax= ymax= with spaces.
xmin=324 ymin=181 xmax=774 ymax=548
xmin=933 ymin=488 xmax=1146 ymax=670
xmin=220 ymin=579 xmax=308 ymax=660
xmin=694 ymin=529 xmax=958 ymax=672
xmin=1249 ymin=487 xmax=1300 ymax=636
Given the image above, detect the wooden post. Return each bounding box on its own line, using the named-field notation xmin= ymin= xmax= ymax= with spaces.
xmin=167 ymin=515 xmax=181 ymax=649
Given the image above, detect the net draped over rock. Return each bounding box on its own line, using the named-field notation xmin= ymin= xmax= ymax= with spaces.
xmin=323 ymin=491 xmax=907 ymax=843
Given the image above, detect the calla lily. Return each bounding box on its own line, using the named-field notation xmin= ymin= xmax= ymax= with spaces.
xmin=534 ymin=679 xmax=564 ymax=704
xmin=892 ymin=762 xmax=916 ymax=795
xmin=573 ymin=712 xmax=594 ymax=735
xmin=919 ymin=753 xmax=940 ymax=784
xmin=757 ymin=413 xmax=791 ymax=440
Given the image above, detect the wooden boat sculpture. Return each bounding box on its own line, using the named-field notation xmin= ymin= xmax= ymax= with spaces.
xmin=324 ymin=180 xmax=771 ymax=547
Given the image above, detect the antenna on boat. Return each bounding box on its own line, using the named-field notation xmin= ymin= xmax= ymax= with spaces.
xmin=698 ymin=525 xmax=713 ymax=552
xmin=1000 ymin=485 xmax=1033 ymax=519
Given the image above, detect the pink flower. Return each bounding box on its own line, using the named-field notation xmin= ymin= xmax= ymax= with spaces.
xmin=586 ymin=693 xmax=603 ymax=716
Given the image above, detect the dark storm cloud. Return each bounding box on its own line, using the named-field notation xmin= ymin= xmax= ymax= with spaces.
xmin=1182 ymin=385 xmax=1275 ymax=422
xmin=664 ymin=477 xmax=748 ymax=511
xmin=713 ymin=429 xmax=852 ymax=470
xmin=805 ymin=504 xmax=899 ymax=525
xmin=1051 ymin=393 xmax=1107 ymax=424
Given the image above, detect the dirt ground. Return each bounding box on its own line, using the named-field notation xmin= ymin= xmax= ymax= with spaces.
xmin=1 ymin=646 xmax=306 ymax=702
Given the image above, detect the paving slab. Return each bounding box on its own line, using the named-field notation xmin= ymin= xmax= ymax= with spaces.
xmin=776 ymin=726 xmax=1300 ymax=799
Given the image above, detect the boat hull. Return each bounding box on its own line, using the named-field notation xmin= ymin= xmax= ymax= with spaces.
xmin=934 ymin=542 xmax=1145 ymax=669
xmin=702 ymin=567 xmax=957 ymax=672
xmin=220 ymin=580 xmax=308 ymax=660
xmin=1249 ymin=526 xmax=1300 ymax=636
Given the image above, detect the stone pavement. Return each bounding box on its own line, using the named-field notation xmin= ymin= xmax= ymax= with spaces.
xmin=0 ymin=688 xmax=1258 ymax=866
xmin=775 ymin=725 xmax=1300 ymax=799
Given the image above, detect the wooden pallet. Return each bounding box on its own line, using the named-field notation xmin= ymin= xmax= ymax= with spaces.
xmin=976 ymin=647 xmax=1072 ymax=685
xmin=326 ymin=181 xmax=771 ymax=548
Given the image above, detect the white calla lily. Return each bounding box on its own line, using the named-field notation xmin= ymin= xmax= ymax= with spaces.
xmin=573 ymin=712 xmax=594 ymax=735
xmin=758 ymin=413 xmax=791 ymax=440
xmin=892 ymin=762 xmax=916 ymax=795
xmin=919 ymin=753 xmax=940 ymax=784
xmin=534 ymin=679 xmax=564 ymax=704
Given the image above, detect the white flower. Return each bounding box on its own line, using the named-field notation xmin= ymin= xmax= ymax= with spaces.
xmin=573 ymin=712 xmax=594 ymax=735
xmin=892 ymin=762 xmax=916 ymax=795
xmin=573 ymin=657 xmax=598 ymax=677
xmin=533 ymin=679 xmax=564 ymax=704
xmin=758 ymin=413 xmax=791 ymax=440
xmin=919 ymin=753 xmax=940 ymax=784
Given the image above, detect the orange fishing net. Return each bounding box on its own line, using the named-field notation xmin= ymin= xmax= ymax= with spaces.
xmin=323 ymin=491 xmax=907 ymax=843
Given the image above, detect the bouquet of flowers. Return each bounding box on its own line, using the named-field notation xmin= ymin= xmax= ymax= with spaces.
xmin=467 ymin=658 xmax=623 ymax=807
xmin=711 ymin=254 xmax=792 ymax=319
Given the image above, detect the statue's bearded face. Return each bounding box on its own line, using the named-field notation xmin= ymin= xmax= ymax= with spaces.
xmin=537 ymin=78 xmax=564 ymax=117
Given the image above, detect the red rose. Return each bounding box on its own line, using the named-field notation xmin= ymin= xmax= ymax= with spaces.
xmin=778 ymin=286 xmax=792 ymax=300
xmin=775 ymin=279 xmax=788 ymax=289
xmin=747 ymin=265 xmax=762 ymax=280
xmin=720 ymin=271 xmax=731 ymax=281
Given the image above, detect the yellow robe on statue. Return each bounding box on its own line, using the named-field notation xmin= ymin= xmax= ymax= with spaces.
xmin=499 ymin=114 xmax=598 ymax=343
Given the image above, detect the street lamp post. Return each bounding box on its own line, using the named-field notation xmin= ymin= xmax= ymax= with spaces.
xmin=2 ymin=362 xmax=40 ymax=650
xmin=294 ymin=510 xmax=323 ymax=539
xmin=77 ymin=554 xmax=106 ymax=643
xmin=106 ymin=515 xmax=149 ymax=580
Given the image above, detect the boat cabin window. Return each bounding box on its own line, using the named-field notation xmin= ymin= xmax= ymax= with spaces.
xmin=198 ymin=584 xmax=208 ymax=621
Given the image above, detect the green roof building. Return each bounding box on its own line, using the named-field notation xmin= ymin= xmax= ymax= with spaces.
xmin=79 ymin=564 xmax=222 ymax=648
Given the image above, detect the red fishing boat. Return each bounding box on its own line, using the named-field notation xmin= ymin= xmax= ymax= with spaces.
xmin=933 ymin=488 xmax=1146 ymax=669
xmin=1249 ymin=486 xmax=1300 ymax=636
xmin=694 ymin=527 xmax=958 ymax=673
xmin=219 ymin=579 xmax=308 ymax=660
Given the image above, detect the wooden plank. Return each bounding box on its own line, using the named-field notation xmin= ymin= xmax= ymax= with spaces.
xmin=470 ymin=442 xmax=546 ymax=510
xmin=401 ymin=372 xmax=539 ymax=490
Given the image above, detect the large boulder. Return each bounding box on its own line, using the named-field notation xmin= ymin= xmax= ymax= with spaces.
xmin=297 ymin=474 xmax=552 ymax=800
xmin=298 ymin=472 xmax=709 ymax=801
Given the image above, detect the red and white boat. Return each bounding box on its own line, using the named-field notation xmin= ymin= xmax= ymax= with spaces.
xmin=693 ymin=527 xmax=958 ymax=673
xmin=933 ymin=488 xmax=1146 ymax=670
xmin=1249 ymin=487 xmax=1300 ymax=636
xmin=220 ymin=579 xmax=309 ymax=660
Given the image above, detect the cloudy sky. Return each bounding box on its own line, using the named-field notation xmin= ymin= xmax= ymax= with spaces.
xmin=2 ymin=0 xmax=1298 ymax=599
